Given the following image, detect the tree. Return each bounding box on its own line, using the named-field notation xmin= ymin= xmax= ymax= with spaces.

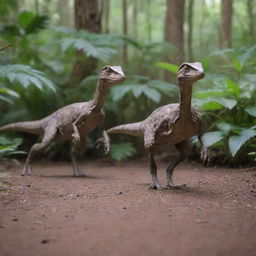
xmin=165 ymin=0 xmax=185 ymax=65
xmin=187 ymin=0 xmax=194 ymax=61
xmin=122 ymin=0 xmax=128 ymax=65
xmin=70 ymin=0 xmax=101 ymax=84
xmin=219 ymin=0 xmax=233 ymax=49
xmin=247 ymin=0 xmax=256 ymax=45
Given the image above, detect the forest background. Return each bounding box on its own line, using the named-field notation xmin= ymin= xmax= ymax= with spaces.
xmin=0 ymin=0 xmax=255 ymax=166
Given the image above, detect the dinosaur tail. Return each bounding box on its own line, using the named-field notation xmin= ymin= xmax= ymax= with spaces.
xmin=107 ymin=122 xmax=143 ymax=137
xmin=0 ymin=120 xmax=43 ymax=134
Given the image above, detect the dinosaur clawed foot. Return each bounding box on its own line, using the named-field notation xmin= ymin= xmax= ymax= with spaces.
xmin=73 ymin=170 xmax=87 ymax=177
xmin=22 ymin=166 xmax=32 ymax=176
xmin=148 ymin=182 xmax=162 ymax=190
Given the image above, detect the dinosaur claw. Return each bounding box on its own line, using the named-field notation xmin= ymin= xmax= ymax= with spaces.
xmin=149 ymin=183 xmax=162 ymax=190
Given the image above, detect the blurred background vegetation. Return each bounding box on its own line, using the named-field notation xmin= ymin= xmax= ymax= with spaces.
xmin=0 ymin=0 xmax=255 ymax=166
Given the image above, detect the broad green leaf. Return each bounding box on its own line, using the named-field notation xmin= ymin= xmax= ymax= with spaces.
xmin=238 ymin=45 xmax=256 ymax=67
xmin=193 ymin=97 xmax=237 ymax=110
xmin=154 ymin=62 xmax=179 ymax=74
xmin=217 ymin=122 xmax=237 ymax=135
xmin=194 ymin=89 xmax=226 ymax=99
xmin=148 ymin=80 xmax=177 ymax=94
xmin=202 ymin=131 xmax=224 ymax=147
xmin=229 ymin=129 xmax=256 ymax=157
xmin=109 ymin=143 xmax=136 ymax=161
xmin=0 ymin=65 xmax=56 ymax=91
xmin=232 ymin=57 xmax=242 ymax=72
xmin=111 ymin=85 xmax=133 ymax=101
xmin=210 ymin=48 xmax=235 ymax=57
xmin=245 ymin=106 xmax=256 ymax=117
xmin=18 ymin=11 xmax=34 ymax=29
xmin=226 ymin=79 xmax=240 ymax=97
xmin=143 ymin=87 xmax=161 ymax=103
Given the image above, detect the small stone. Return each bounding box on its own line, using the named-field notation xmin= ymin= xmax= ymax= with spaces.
xmin=12 ymin=218 xmax=18 ymax=222
xmin=58 ymin=194 xmax=63 ymax=197
xmin=41 ymin=239 xmax=50 ymax=244
xmin=245 ymin=179 xmax=250 ymax=182
xmin=27 ymin=184 xmax=31 ymax=187
xmin=76 ymin=195 xmax=80 ymax=197
xmin=123 ymin=207 xmax=127 ymax=209
xmin=118 ymin=192 xmax=123 ymax=195
xmin=65 ymin=215 xmax=69 ymax=218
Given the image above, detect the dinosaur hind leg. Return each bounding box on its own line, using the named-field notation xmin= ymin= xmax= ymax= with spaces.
xmin=22 ymin=122 xmax=57 ymax=176
xmin=166 ymin=140 xmax=191 ymax=189
xmin=148 ymin=153 xmax=161 ymax=190
xmin=71 ymin=137 xmax=86 ymax=177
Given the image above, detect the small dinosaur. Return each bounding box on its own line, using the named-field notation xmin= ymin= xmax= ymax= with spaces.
xmin=0 ymin=65 xmax=125 ymax=176
xmin=108 ymin=62 xmax=209 ymax=189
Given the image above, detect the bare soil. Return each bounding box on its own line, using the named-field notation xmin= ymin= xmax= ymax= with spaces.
xmin=0 ymin=159 xmax=256 ymax=256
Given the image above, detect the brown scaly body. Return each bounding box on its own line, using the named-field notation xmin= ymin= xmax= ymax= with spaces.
xmin=108 ymin=62 xmax=209 ymax=189
xmin=0 ymin=66 xmax=125 ymax=176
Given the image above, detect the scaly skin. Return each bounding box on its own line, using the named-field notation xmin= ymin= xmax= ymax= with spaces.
xmin=108 ymin=62 xmax=209 ymax=190
xmin=0 ymin=66 xmax=125 ymax=176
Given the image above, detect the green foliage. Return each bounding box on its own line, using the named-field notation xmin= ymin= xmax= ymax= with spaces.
xmin=0 ymin=11 xmax=48 ymax=37
xmin=154 ymin=62 xmax=179 ymax=74
xmin=0 ymin=136 xmax=25 ymax=159
xmin=56 ymin=28 xmax=121 ymax=62
xmin=194 ymin=46 xmax=256 ymax=165
xmin=109 ymin=142 xmax=136 ymax=161
xmin=111 ymin=76 xmax=176 ymax=103
xmin=0 ymin=64 xmax=56 ymax=92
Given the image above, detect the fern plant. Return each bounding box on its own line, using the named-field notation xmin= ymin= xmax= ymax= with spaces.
xmin=55 ymin=27 xmax=121 ymax=62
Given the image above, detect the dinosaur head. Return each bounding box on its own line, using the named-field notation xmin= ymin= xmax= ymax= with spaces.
xmin=177 ymin=62 xmax=204 ymax=84
xmin=99 ymin=65 xmax=125 ymax=86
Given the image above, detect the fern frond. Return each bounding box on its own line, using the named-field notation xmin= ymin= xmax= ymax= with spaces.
xmin=0 ymin=64 xmax=56 ymax=91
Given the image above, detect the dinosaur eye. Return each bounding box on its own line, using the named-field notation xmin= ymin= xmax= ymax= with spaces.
xmin=184 ymin=65 xmax=190 ymax=72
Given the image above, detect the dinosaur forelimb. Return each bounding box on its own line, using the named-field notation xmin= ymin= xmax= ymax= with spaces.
xmin=72 ymin=123 xmax=81 ymax=145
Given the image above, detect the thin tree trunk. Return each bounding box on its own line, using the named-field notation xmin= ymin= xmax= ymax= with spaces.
xmin=70 ymin=0 xmax=101 ymax=85
xmin=122 ymin=0 xmax=128 ymax=65
xmin=187 ymin=0 xmax=194 ymax=61
xmin=58 ymin=0 xmax=72 ymax=27
xmin=146 ymin=0 xmax=152 ymax=41
xmin=219 ymin=0 xmax=233 ymax=49
xmin=133 ymin=0 xmax=138 ymax=40
xmin=165 ymin=0 xmax=185 ymax=65
xmin=247 ymin=0 xmax=256 ymax=44
xmin=104 ymin=0 xmax=110 ymax=33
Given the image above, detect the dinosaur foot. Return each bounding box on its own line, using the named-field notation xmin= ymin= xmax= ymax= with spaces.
xmin=148 ymin=183 xmax=162 ymax=190
xmin=166 ymin=184 xmax=187 ymax=190
xmin=73 ymin=171 xmax=87 ymax=177
xmin=21 ymin=168 xmax=32 ymax=176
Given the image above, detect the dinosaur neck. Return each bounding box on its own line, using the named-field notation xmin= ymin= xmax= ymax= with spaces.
xmin=178 ymin=80 xmax=193 ymax=119
xmin=91 ymin=80 xmax=109 ymax=112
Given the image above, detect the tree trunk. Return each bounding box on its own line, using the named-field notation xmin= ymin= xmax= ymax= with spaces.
xmin=247 ymin=0 xmax=256 ymax=44
xmin=104 ymin=0 xmax=110 ymax=33
xmin=70 ymin=0 xmax=101 ymax=85
xmin=58 ymin=0 xmax=72 ymax=27
xmin=133 ymin=0 xmax=138 ymax=40
xmin=219 ymin=0 xmax=233 ymax=49
xmin=187 ymin=0 xmax=194 ymax=61
xmin=146 ymin=0 xmax=152 ymax=41
xmin=165 ymin=0 xmax=185 ymax=65
xmin=122 ymin=0 xmax=128 ymax=65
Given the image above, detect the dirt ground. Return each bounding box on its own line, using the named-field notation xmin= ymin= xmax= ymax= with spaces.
xmin=0 ymin=159 xmax=256 ymax=256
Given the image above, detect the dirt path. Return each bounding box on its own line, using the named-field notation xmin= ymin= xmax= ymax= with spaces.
xmin=0 ymin=159 xmax=256 ymax=256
